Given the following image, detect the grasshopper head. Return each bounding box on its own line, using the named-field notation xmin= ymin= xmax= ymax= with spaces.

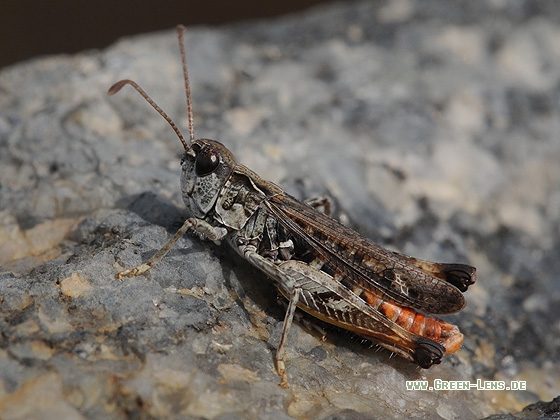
xmin=108 ymin=27 xmax=242 ymax=224
xmin=180 ymin=138 xmax=237 ymax=219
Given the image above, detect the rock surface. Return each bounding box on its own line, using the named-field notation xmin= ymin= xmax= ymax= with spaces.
xmin=1 ymin=0 xmax=560 ymax=419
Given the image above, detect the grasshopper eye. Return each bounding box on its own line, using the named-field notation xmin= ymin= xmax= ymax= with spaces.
xmin=195 ymin=147 xmax=220 ymax=176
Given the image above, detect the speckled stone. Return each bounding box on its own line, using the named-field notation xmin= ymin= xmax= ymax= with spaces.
xmin=1 ymin=1 xmax=560 ymax=419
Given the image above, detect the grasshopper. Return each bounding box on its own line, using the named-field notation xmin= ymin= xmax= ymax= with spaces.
xmin=109 ymin=26 xmax=476 ymax=388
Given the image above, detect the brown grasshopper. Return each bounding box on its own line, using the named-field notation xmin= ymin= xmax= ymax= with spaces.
xmin=109 ymin=26 xmax=476 ymax=388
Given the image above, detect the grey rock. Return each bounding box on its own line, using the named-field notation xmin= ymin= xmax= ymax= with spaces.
xmin=1 ymin=0 xmax=560 ymax=419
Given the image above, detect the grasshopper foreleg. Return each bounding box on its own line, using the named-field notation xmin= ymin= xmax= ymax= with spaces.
xmin=117 ymin=217 xmax=228 ymax=279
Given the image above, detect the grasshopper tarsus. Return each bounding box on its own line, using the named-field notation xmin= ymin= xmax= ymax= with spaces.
xmin=116 ymin=262 xmax=153 ymax=280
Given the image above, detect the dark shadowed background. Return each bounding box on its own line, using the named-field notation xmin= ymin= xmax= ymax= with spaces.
xmin=1 ymin=0 xmax=336 ymax=68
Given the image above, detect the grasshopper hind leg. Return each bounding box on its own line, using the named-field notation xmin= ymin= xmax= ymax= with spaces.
xmin=304 ymin=196 xmax=332 ymax=216
xmin=305 ymin=195 xmax=350 ymax=226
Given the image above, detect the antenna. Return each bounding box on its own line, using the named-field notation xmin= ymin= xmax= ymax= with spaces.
xmin=108 ymin=79 xmax=190 ymax=152
xmin=108 ymin=25 xmax=198 ymax=152
xmin=177 ymin=25 xmax=195 ymax=142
